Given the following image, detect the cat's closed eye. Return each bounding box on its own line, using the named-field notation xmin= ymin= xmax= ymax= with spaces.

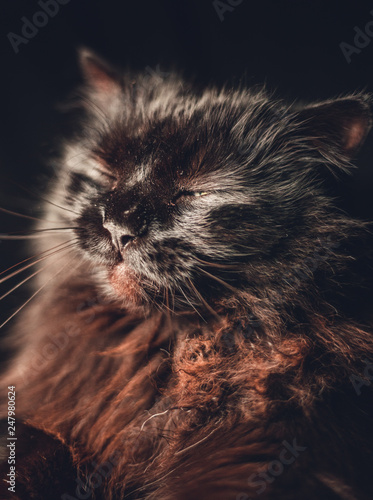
xmin=173 ymin=190 xmax=211 ymax=202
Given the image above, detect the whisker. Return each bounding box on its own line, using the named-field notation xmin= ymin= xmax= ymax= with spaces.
xmin=0 ymin=234 xmax=70 ymax=240
xmin=165 ymin=289 xmax=174 ymax=328
xmin=0 ymin=266 xmax=48 ymax=302
xmin=196 ymin=266 xmax=241 ymax=293
xmin=164 ymin=289 xmax=173 ymax=322
xmin=4 ymin=179 xmax=80 ymax=216
xmin=186 ymin=278 xmax=220 ymax=319
xmin=0 ymin=245 xmax=74 ymax=302
xmin=0 ymin=240 xmax=75 ymax=277
xmin=37 ymin=197 xmax=79 ymax=216
xmin=0 ymin=241 xmax=77 ymax=284
xmin=0 ymin=228 xmax=78 ymax=240
xmin=3 ymin=227 xmax=78 ymax=235
xmin=177 ymin=284 xmax=207 ymax=323
xmin=0 ymin=259 xmax=74 ymax=330
xmin=0 ymin=206 xmax=61 ymax=224
xmin=194 ymin=256 xmax=242 ymax=271
xmin=160 ymin=290 xmax=174 ymax=316
xmin=171 ymin=287 xmax=176 ymax=315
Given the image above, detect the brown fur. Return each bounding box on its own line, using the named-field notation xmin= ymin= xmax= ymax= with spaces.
xmin=1 ymin=245 xmax=373 ymax=499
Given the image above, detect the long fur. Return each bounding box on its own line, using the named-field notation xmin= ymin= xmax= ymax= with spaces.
xmin=1 ymin=53 xmax=373 ymax=499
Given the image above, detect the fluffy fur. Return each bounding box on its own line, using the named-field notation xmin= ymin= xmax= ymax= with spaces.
xmin=1 ymin=50 xmax=373 ymax=500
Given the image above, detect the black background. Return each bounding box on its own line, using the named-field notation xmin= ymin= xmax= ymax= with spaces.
xmin=0 ymin=0 xmax=373 ymax=324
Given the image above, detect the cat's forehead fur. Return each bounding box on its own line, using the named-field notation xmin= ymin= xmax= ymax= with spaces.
xmin=89 ymin=73 xmax=273 ymax=122
xmin=67 ymin=79 xmax=301 ymax=191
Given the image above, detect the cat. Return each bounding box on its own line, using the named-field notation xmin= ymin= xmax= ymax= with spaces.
xmin=0 ymin=48 xmax=373 ymax=500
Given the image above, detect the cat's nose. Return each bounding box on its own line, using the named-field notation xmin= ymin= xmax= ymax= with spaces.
xmin=102 ymin=220 xmax=135 ymax=251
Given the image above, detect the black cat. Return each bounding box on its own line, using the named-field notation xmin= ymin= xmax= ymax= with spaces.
xmin=1 ymin=49 xmax=373 ymax=499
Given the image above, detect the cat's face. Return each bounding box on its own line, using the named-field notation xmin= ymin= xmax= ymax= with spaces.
xmin=56 ymin=51 xmax=371 ymax=311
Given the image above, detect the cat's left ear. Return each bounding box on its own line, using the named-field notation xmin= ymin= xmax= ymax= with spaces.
xmin=297 ymin=95 xmax=372 ymax=158
xmin=78 ymin=47 xmax=122 ymax=95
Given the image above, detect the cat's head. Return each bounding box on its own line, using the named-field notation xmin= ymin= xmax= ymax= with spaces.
xmin=54 ymin=49 xmax=371 ymax=312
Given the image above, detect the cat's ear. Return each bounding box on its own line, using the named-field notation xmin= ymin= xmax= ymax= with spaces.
xmin=297 ymin=95 xmax=372 ymax=160
xmin=78 ymin=47 xmax=121 ymax=95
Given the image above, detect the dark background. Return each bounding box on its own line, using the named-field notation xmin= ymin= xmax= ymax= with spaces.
xmin=0 ymin=0 xmax=373 ymax=324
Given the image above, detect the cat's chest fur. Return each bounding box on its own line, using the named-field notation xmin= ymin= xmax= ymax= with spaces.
xmin=4 ymin=273 xmax=373 ymax=500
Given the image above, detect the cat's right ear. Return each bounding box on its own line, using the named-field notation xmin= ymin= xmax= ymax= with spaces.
xmin=78 ymin=47 xmax=121 ymax=96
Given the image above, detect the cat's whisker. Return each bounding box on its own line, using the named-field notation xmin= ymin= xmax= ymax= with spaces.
xmin=196 ymin=266 xmax=241 ymax=294
xmin=4 ymin=178 xmax=80 ymax=216
xmin=0 ymin=267 xmax=46 ymax=301
xmin=194 ymin=256 xmax=242 ymax=271
xmin=5 ymin=227 xmax=78 ymax=234
xmin=0 ymin=206 xmax=61 ymax=224
xmin=37 ymin=197 xmax=79 ymax=216
xmin=160 ymin=289 xmax=174 ymax=316
xmin=0 ymin=245 xmax=75 ymax=302
xmin=0 ymin=240 xmax=77 ymax=284
xmin=172 ymin=293 xmax=177 ymax=315
xmin=0 ymin=240 xmax=76 ymax=277
xmin=0 ymin=228 xmax=78 ymax=240
xmin=0 ymin=259 xmax=74 ymax=330
xmin=177 ymin=284 xmax=207 ymax=323
xmin=164 ymin=289 xmax=173 ymax=321
xmin=186 ymin=278 xmax=220 ymax=319
xmin=0 ymin=234 xmax=71 ymax=240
